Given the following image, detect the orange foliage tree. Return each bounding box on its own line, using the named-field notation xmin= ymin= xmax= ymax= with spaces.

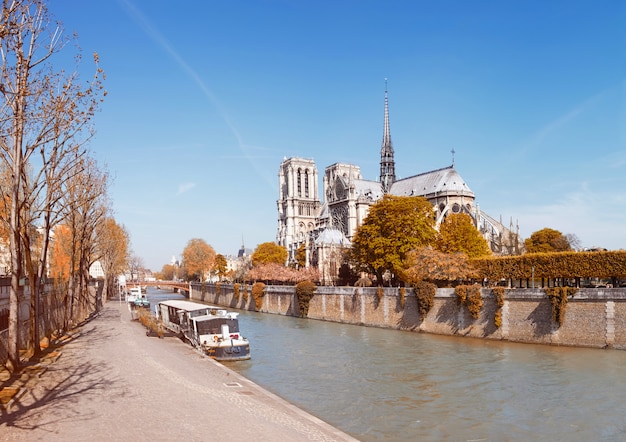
xmin=251 ymin=242 xmax=288 ymax=266
xmin=246 ymin=262 xmax=319 ymax=284
xmin=401 ymin=247 xmax=475 ymax=287
xmin=436 ymin=213 xmax=491 ymax=258
xmin=50 ymin=225 xmax=74 ymax=282
xmin=182 ymin=238 xmax=216 ymax=281
xmin=349 ymin=195 xmax=437 ymax=286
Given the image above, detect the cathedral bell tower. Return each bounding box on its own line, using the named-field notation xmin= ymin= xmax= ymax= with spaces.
xmin=276 ymin=157 xmax=320 ymax=266
xmin=379 ymin=80 xmax=396 ymax=193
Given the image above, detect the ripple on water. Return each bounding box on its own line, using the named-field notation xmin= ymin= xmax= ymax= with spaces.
xmin=221 ymin=308 xmax=626 ymax=442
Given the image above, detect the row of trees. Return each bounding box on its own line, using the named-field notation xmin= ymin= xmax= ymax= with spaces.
xmin=1 ymin=1 xmax=129 ymax=372
xmin=157 ymin=238 xmax=318 ymax=284
xmin=166 ymin=195 xmax=588 ymax=289
xmin=348 ymin=195 xmax=492 ymax=286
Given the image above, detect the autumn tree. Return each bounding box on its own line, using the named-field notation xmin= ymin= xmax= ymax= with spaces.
xmin=349 ymin=195 xmax=437 ymax=285
xmin=435 ymin=213 xmax=491 ymax=258
xmin=157 ymin=264 xmax=176 ymax=281
xmin=295 ymin=244 xmax=306 ymax=268
xmin=251 ymin=242 xmax=288 ymax=266
xmin=182 ymin=238 xmax=216 ymax=281
xmin=401 ymin=247 xmax=475 ymax=286
xmin=0 ymin=1 xmax=106 ymax=371
xmin=50 ymin=225 xmax=72 ymax=282
xmin=524 ymin=228 xmax=572 ymax=253
xmin=215 ymin=254 xmax=229 ymax=281
xmin=246 ymin=262 xmax=319 ymax=284
xmin=60 ymin=156 xmax=109 ymax=324
xmin=96 ymin=218 xmax=129 ymax=301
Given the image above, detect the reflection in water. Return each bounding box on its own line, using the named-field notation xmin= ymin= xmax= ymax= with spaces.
xmin=225 ymin=308 xmax=626 ymax=441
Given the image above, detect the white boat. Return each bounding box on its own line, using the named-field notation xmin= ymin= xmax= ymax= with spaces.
xmin=155 ymin=299 xmax=250 ymax=361
xmin=127 ymin=287 xmax=150 ymax=308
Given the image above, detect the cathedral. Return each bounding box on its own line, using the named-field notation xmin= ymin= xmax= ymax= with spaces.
xmin=276 ymin=87 xmax=520 ymax=284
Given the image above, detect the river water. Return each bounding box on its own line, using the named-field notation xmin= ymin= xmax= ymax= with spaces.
xmin=148 ymin=289 xmax=626 ymax=441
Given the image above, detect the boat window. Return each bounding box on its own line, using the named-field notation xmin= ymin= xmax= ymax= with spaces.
xmin=195 ymin=318 xmax=239 ymax=335
xmin=167 ymin=306 xmax=180 ymax=324
xmin=189 ymin=309 xmax=209 ymax=318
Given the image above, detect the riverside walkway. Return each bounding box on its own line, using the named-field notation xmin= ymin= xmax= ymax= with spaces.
xmin=0 ymin=302 xmax=358 ymax=441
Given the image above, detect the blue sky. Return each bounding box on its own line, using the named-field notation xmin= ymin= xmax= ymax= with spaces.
xmin=51 ymin=1 xmax=625 ymax=271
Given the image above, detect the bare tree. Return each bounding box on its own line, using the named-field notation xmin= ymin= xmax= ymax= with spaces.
xmin=0 ymin=1 xmax=105 ymax=370
xmin=127 ymin=253 xmax=144 ymax=282
xmin=60 ymin=155 xmax=108 ymax=326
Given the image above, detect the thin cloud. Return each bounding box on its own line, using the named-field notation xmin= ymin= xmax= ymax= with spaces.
xmin=503 ymin=184 xmax=626 ymax=249
xmin=118 ymin=0 xmax=276 ymax=190
xmin=512 ymin=87 xmax=613 ymax=162
xmin=177 ymin=182 xmax=196 ymax=195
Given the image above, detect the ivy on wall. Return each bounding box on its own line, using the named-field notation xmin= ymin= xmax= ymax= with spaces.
xmin=455 ymin=284 xmax=483 ymax=319
xmin=376 ymin=287 xmax=384 ymax=307
xmin=492 ymin=287 xmax=506 ymax=328
xmin=545 ymin=287 xmax=577 ymax=327
xmin=413 ymin=281 xmax=436 ymax=319
xmin=242 ymin=284 xmax=249 ymax=304
xmin=252 ymin=282 xmax=266 ymax=311
xmin=295 ymin=280 xmax=317 ymax=318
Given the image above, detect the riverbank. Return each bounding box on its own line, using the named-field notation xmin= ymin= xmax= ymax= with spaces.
xmin=0 ymin=301 xmax=357 ymax=441
xmin=192 ymin=283 xmax=626 ymax=350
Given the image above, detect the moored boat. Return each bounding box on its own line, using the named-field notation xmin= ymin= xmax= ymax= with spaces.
xmin=155 ymin=299 xmax=250 ymax=361
xmin=127 ymin=287 xmax=150 ymax=308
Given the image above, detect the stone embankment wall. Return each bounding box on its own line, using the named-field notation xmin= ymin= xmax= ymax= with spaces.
xmin=190 ymin=283 xmax=626 ymax=350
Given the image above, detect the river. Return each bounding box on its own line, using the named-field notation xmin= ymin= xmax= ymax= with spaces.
xmin=148 ymin=288 xmax=626 ymax=441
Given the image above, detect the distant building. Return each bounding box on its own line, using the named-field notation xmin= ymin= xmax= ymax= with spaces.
xmin=225 ymin=241 xmax=252 ymax=282
xmin=277 ymin=85 xmax=521 ymax=283
xmin=89 ymin=261 xmax=105 ymax=279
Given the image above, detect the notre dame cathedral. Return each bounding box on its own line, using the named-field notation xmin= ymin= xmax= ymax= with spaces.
xmin=276 ymin=86 xmax=521 ymax=284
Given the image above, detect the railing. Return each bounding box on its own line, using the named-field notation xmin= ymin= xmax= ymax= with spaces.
xmin=0 ymin=328 xmax=7 ymax=366
xmin=128 ymin=280 xmax=191 ymax=292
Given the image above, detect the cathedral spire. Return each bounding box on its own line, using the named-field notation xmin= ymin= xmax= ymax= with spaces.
xmin=380 ymin=78 xmax=396 ymax=193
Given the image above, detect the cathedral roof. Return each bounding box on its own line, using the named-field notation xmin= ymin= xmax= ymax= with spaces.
xmin=389 ymin=165 xmax=474 ymax=199
xmin=315 ymin=227 xmax=351 ymax=246
xmin=353 ymin=179 xmax=384 ymax=202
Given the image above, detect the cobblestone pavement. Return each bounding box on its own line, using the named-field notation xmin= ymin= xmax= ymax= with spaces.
xmin=0 ymin=302 xmax=359 ymax=441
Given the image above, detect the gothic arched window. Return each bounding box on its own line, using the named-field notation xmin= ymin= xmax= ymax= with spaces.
xmin=305 ymin=170 xmax=309 ymax=197
xmin=297 ymin=169 xmax=302 ymax=197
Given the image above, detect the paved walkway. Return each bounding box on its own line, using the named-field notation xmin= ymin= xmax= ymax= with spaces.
xmin=0 ymin=302 xmax=358 ymax=441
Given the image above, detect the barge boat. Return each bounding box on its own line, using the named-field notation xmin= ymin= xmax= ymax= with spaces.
xmin=155 ymin=299 xmax=250 ymax=361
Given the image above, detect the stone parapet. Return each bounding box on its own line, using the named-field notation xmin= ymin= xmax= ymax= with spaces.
xmin=190 ymin=283 xmax=626 ymax=350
